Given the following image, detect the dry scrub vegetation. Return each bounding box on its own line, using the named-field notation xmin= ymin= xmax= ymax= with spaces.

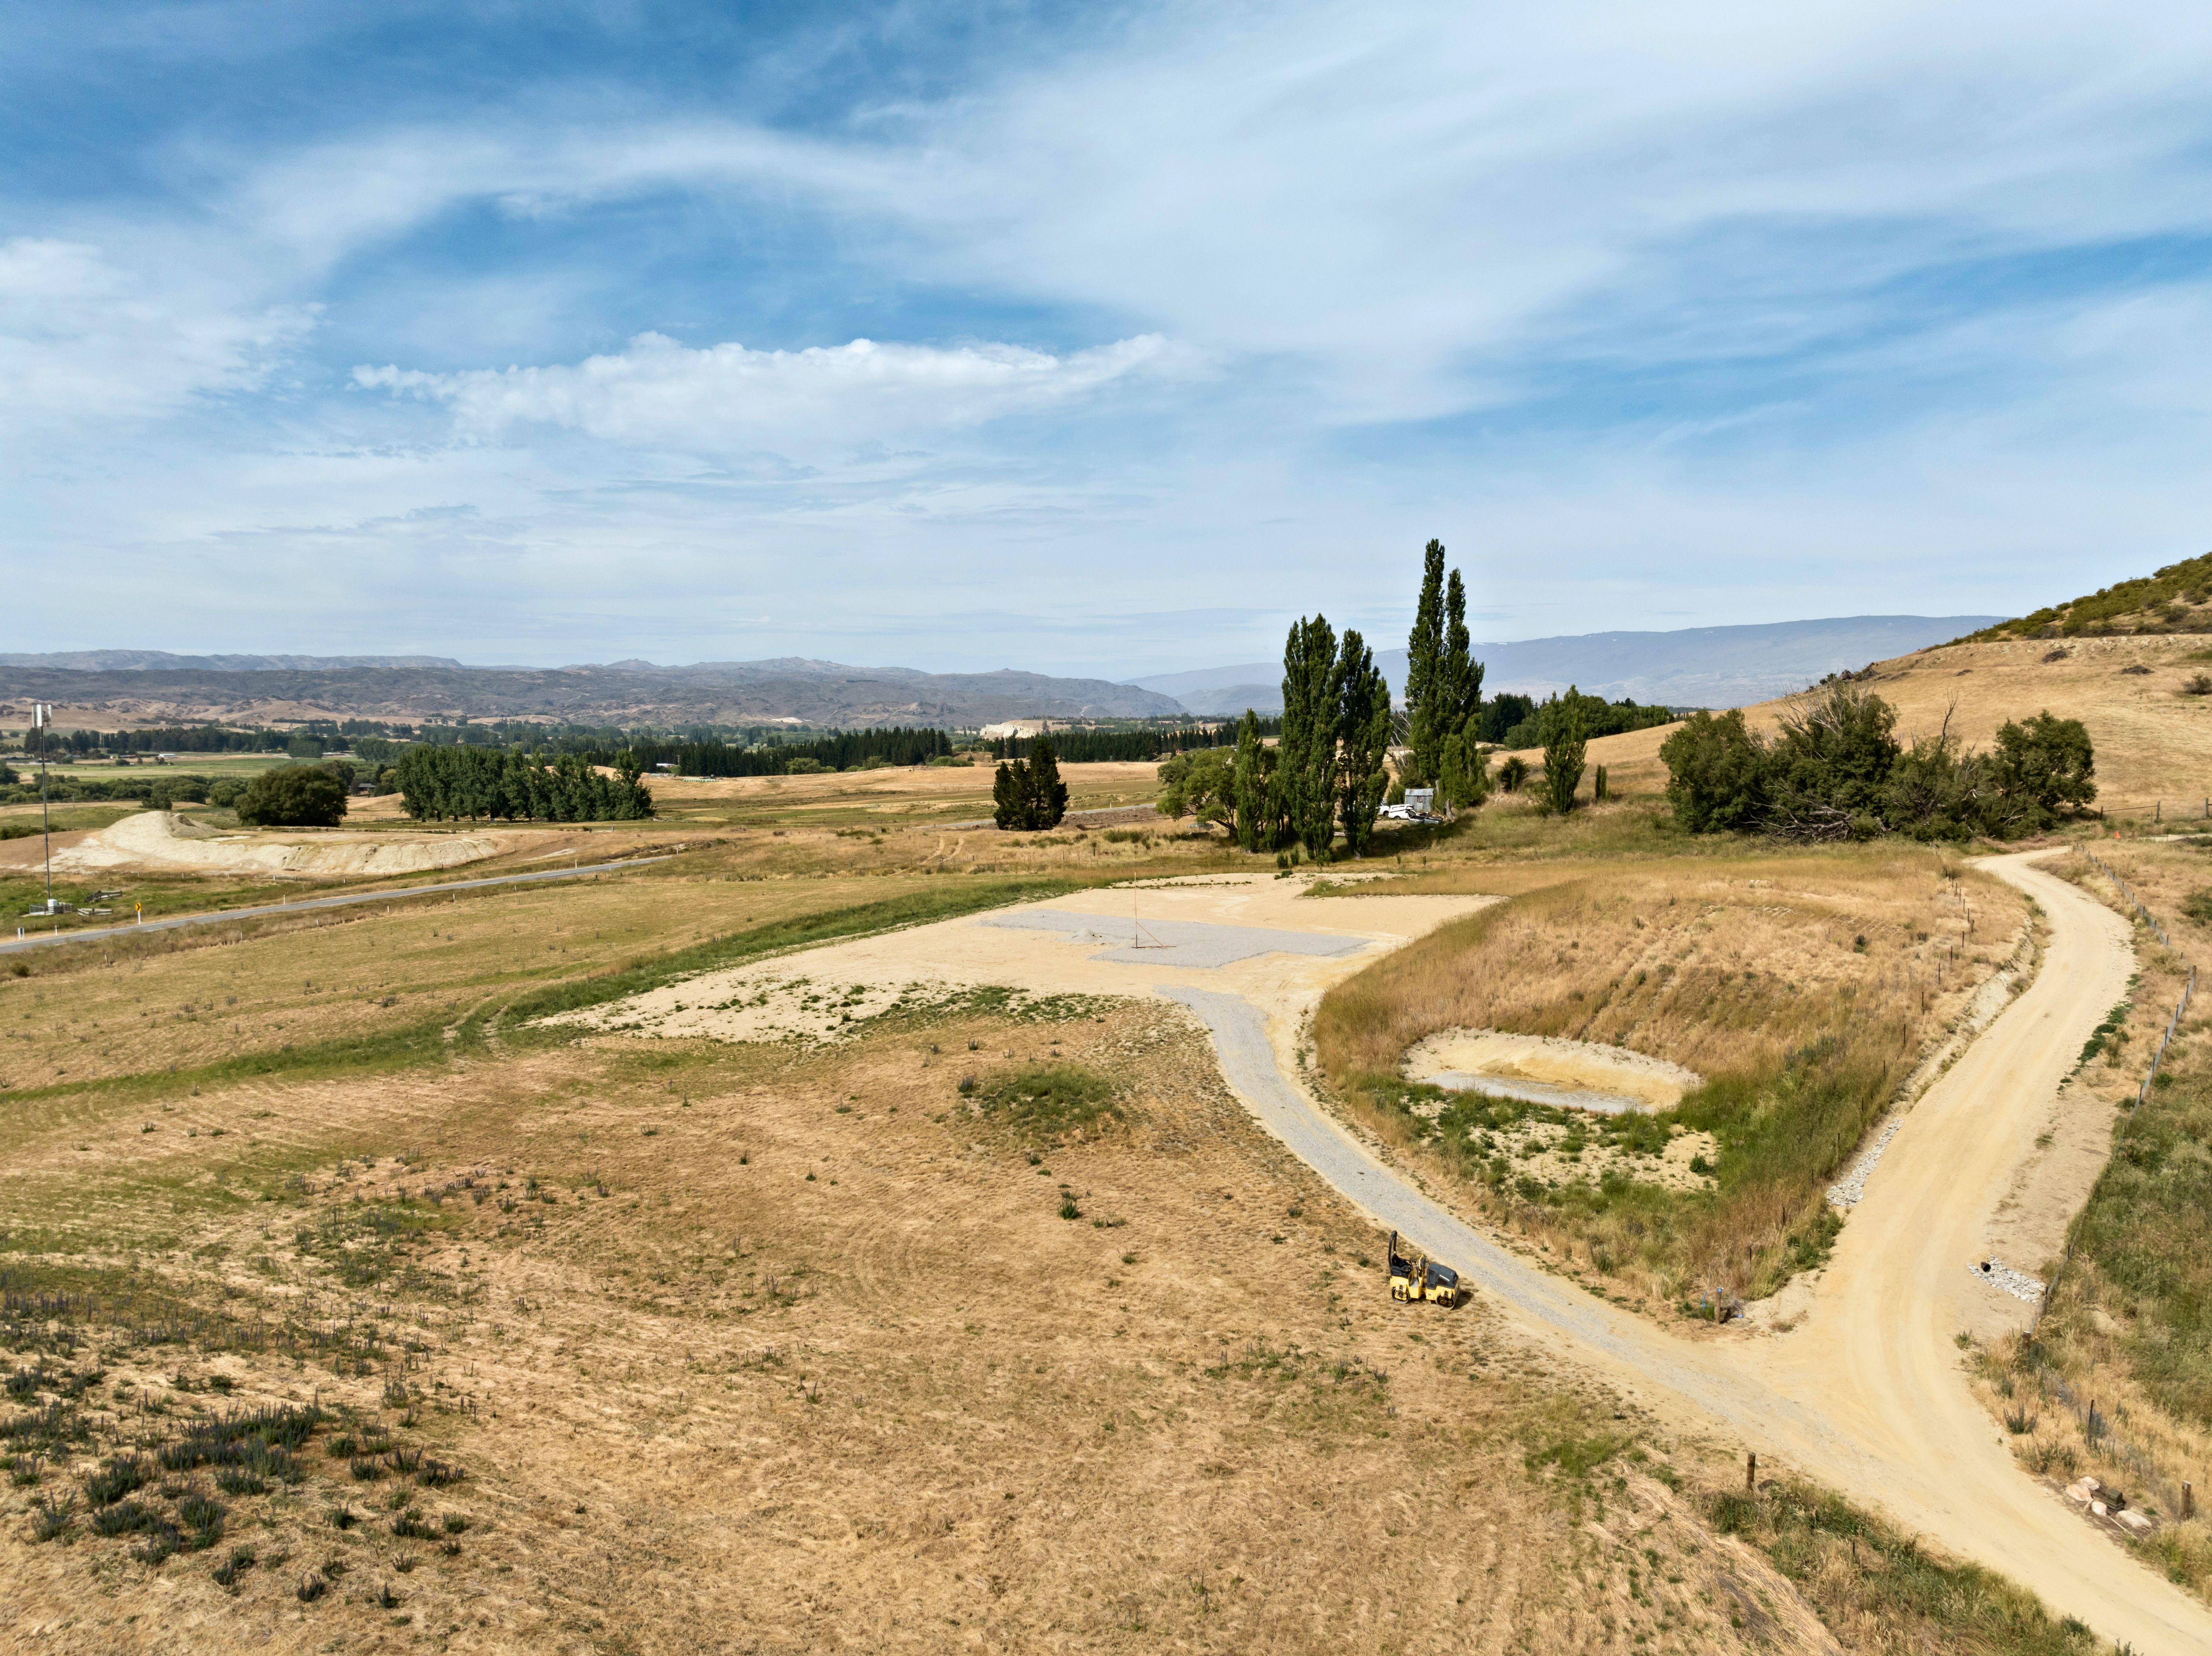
xmin=1315 ymin=846 xmax=2032 ymax=1311
xmin=0 ymin=830 xmax=2106 ymax=1654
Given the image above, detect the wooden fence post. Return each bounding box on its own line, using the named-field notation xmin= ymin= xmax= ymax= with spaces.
xmin=1746 ymin=1451 xmax=1757 ymax=1494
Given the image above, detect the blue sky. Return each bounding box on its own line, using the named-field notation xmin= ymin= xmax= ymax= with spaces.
xmin=5 ymin=1 xmax=2212 ymax=677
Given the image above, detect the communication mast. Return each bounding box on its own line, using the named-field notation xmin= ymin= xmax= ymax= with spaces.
xmin=32 ymin=703 xmax=57 ymax=917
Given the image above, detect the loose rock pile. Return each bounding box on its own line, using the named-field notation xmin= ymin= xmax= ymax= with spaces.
xmin=1967 ymin=1257 xmax=2045 ymax=1303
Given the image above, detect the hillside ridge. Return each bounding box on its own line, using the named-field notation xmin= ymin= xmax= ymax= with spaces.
xmin=1967 ymin=551 xmax=2212 ymax=640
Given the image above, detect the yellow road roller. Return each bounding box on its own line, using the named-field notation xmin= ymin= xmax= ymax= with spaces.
xmin=1388 ymin=1230 xmax=1462 ymax=1306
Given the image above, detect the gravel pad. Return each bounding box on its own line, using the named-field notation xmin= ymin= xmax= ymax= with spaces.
xmin=981 ymin=908 xmax=1369 ymax=969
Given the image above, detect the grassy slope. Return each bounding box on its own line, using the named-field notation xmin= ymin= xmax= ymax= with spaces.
xmin=1967 ymin=549 xmax=2212 ymax=640
xmin=1313 ymin=838 xmax=2028 ymax=1306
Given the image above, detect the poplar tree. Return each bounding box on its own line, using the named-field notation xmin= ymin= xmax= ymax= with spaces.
xmin=1280 ymin=614 xmax=1341 ymax=862
xmin=1440 ymin=568 xmax=1485 ymax=735
xmin=1335 ymin=630 xmax=1391 ymax=855
xmin=1403 ymin=539 xmax=1447 ymax=786
xmin=1232 ymin=710 xmax=1268 ymax=851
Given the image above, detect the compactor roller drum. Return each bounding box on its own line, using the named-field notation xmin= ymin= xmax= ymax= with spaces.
xmin=1387 ymin=1230 xmax=1461 ymax=1307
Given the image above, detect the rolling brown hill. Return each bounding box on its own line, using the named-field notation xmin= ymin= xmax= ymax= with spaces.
xmin=1531 ymin=633 xmax=2212 ymax=815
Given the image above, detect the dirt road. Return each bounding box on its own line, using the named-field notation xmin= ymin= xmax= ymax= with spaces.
xmin=0 ymin=856 xmax=672 ymax=955
xmin=585 ymin=861 xmax=2209 ymax=1651
xmin=1206 ymin=851 xmax=2209 ymax=1653
xmin=1739 ymin=850 xmax=2202 ymax=1651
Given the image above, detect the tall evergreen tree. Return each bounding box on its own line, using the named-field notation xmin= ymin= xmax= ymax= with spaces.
xmin=1026 ymin=730 xmax=1069 ymax=828
xmin=1280 ymin=614 xmax=1341 ymax=862
xmin=1232 ymin=709 xmax=1268 ymax=851
xmin=1335 ymin=630 xmax=1391 ymax=856
xmin=991 ymin=757 xmax=1024 ymax=828
xmin=990 ymin=730 xmax=1069 ymax=829
xmin=1542 ymin=692 xmax=1588 ymax=815
xmin=1403 ymin=539 xmax=1447 ymax=786
xmin=1440 ymin=568 xmax=1485 ymax=735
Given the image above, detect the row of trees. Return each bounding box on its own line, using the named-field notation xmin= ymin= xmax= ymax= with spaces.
xmin=989 ymin=720 xmax=1279 ymax=763
xmin=582 ymin=726 xmax=955 ymax=776
xmin=18 ymin=724 xmax=295 ymax=756
xmin=1496 ymin=689 xmax=1677 ymax=751
xmin=1154 ymin=542 xmax=1506 ymax=851
xmin=1153 ymin=622 xmax=1397 ymax=860
xmin=993 ymin=732 xmax=1069 ymax=829
xmin=1660 ymin=685 xmax=2095 ymax=841
xmin=392 ymin=747 xmax=655 ymax=822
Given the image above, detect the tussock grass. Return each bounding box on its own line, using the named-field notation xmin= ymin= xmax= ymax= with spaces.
xmin=1697 ymin=1477 xmax=2097 ymax=1654
xmin=976 ymin=1061 xmax=1124 ymax=1140
xmin=1315 ymin=847 xmax=2026 ymax=1301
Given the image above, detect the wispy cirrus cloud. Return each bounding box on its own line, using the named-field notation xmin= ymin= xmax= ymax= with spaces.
xmin=353 ymin=330 xmax=1184 ymax=455
xmin=0 ymin=237 xmax=315 ymax=429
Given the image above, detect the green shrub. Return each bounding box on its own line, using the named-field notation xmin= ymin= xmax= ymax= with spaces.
xmin=1661 ymin=685 xmax=2094 ymax=841
xmin=237 ymin=766 xmax=347 ymax=828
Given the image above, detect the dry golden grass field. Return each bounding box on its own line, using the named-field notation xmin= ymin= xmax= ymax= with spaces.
xmin=0 ymin=766 xmax=2130 ymax=1654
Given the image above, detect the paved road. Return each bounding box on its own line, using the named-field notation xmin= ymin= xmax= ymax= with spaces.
xmin=1162 ymin=851 xmax=2212 ymax=1656
xmin=0 ymin=856 xmax=673 ymax=956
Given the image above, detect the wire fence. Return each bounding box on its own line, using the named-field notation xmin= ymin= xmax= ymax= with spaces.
xmin=2035 ymin=847 xmax=2192 ymax=1297
xmin=2021 ymin=1366 xmax=2188 ymax=1519
xmin=2017 ymin=849 xmax=2200 ymax=1515
xmin=2079 ymin=845 xmax=2174 ymax=948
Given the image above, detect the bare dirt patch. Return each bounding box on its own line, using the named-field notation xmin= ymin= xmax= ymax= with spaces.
xmin=1406 ymin=1027 xmax=1703 ymax=1112
xmin=31 ymin=810 xmax=505 ymax=878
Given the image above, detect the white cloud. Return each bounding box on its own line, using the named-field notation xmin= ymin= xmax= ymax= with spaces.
xmin=198 ymin=1 xmax=2212 ymax=434
xmin=352 ymin=330 xmax=1181 ymax=454
xmin=13 ymin=1 xmax=2212 ymax=669
xmin=0 ymin=237 xmax=316 ymax=428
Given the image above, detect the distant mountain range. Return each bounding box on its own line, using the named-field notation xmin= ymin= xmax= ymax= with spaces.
xmin=0 ymin=655 xmax=1181 ymax=730
xmin=0 ymin=650 xmax=469 ymax=672
xmin=1133 ymin=615 xmax=2004 ymax=715
xmin=0 ymin=616 xmax=2002 ymax=731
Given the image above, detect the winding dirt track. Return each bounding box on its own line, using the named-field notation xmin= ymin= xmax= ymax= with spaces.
xmin=1223 ymin=849 xmax=2207 ymax=1654
xmin=603 ymin=859 xmax=2207 ymax=1648
xmin=1736 ymin=852 xmax=2192 ymax=1648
